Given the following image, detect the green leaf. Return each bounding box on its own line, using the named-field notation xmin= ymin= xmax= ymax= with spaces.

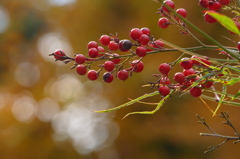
xmin=122 ymin=90 xmax=174 ymax=119
xmin=94 ymin=91 xmax=160 ymax=113
xmin=213 ymin=85 xmax=227 ymax=116
xmin=206 ymin=11 xmax=240 ymax=35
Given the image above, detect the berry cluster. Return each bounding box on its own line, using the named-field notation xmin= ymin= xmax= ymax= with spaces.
xmin=198 ymin=0 xmax=232 ymax=23
xmin=49 ymin=0 xmax=240 ymax=105
xmin=50 ymin=28 xmax=165 ymax=83
xmin=155 ymin=55 xmax=215 ymax=98
xmin=157 ymin=0 xmax=188 ymax=29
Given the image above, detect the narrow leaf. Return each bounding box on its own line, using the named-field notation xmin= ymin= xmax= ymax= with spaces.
xmin=213 ymin=85 xmax=227 ymax=116
xmin=94 ymin=91 xmax=159 ymax=113
xmin=122 ymin=90 xmax=174 ymax=119
xmin=206 ymin=11 xmax=240 ymax=35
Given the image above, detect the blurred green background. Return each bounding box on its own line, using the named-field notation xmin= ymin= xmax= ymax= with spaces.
xmin=0 ymin=0 xmax=240 ymax=158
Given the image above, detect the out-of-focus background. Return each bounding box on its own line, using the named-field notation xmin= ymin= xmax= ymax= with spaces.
xmin=0 ymin=0 xmax=240 ymax=158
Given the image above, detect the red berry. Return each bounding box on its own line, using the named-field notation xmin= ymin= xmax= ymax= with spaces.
xmin=75 ymin=54 xmax=86 ymax=64
xmin=103 ymin=72 xmax=114 ymax=83
xmin=138 ymin=34 xmax=150 ymax=45
xmin=110 ymin=53 xmax=121 ymax=64
xmin=180 ymin=58 xmax=193 ymax=69
xmin=182 ymin=68 xmax=195 ymax=77
xmin=136 ymin=46 xmax=147 ymax=57
xmin=202 ymin=80 xmax=214 ymax=88
xmin=158 ymin=86 xmax=170 ymax=96
xmin=53 ymin=49 xmax=66 ymax=61
xmin=117 ymin=70 xmax=129 ymax=81
xmin=176 ymin=8 xmax=187 ymax=18
xmin=191 ymin=55 xmax=200 ymax=65
xmin=204 ymin=13 xmax=217 ymax=23
xmin=237 ymin=42 xmax=240 ymax=51
xmin=104 ymin=61 xmax=115 ymax=72
xmin=141 ymin=27 xmax=151 ymax=35
xmin=160 ymin=77 xmax=171 ymax=85
xmin=87 ymin=70 xmax=98 ymax=80
xmin=99 ymin=35 xmax=111 ymax=46
xmin=162 ymin=0 xmax=175 ymax=13
xmin=190 ymin=86 xmax=202 ymax=98
xmin=129 ymin=28 xmax=143 ymax=41
xmin=200 ymin=56 xmax=211 ymax=67
xmin=88 ymin=48 xmax=99 ymax=58
xmin=149 ymin=40 xmax=164 ymax=49
xmin=199 ymin=0 xmax=209 ymax=8
xmin=159 ymin=63 xmax=171 ymax=75
xmin=219 ymin=0 xmax=231 ymax=5
xmin=87 ymin=41 xmax=98 ymax=49
xmin=76 ymin=65 xmax=87 ymax=75
xmin=98 ymin=46 xmax=105 ymax=56
xmin=208 ymin=2 xmax=222 ymax=11
xmin=131 ymin=60 xmax=144 ymax=73
xmin=174 ymin=72 xmax=185 ymax=84
xmin=158 ymin=18 xmax=170 ymax=29
xmin=119 ymin=39 xmax=132 ymax=52
xmin=108 ymin=41 xmax=119 ymax=51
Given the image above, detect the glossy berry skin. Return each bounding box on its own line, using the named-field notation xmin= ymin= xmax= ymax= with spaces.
xmin=180 ymin=58 xmax=193 ymax=69
xmin=88 ymin=48 xmax=99 ymax=58
xmin=110 ymin=53 xmax=121 ymax=64
xmin=75 ymin=54 xmax=86 ymax=64
xmin=141 ymin=27 xmax=151 ymax=35
xmin=87 ymin=70 xmax=98 ymax=80
xmin=129 ymin=28 xmax=143 ymax=41
xmin=150 ymin=40 xmax=164 ymax=48
xmin=159 ymin=63 xmax=171 ymax=75
xmin=202 ymin=80 xmax=214 ymax=88
xmin=204 ymin=13 xmax=217 ymax=23
xmin=199 ymin=0 xmax=209 ymax=8
xmin=136 ymin=46 xmax=147 ymax=57
xmin=99 ymin=35 xmax=111 ymax=46
xmin=131 ymin=60 xmax=144 ymax=73
xmin=159 ymin=77 xmax=171 ymax=85
xmin=117 ymin=70 xmax=129 ymax=81
xmin=219 ymin=0 xmax=231 ymax=5
xmin=108 ymin=41 xmax=119 ymax=51
xmin=190 ymin=86 xmax=202 ymax=98
xmin=174 ymin=72 xmax=185 ymax=84
xmin=103 ymin=72 xmax=114 ymax=83
xmin=87 ymin=41 xmax=98 ymax=49
xmin=138 ymin=34 xmax=150 ymax=45
xmin=53 ymin=49 xmax=66 ymax=61
xmin=162 ymin=0 xmax=175 ymax=13
xmin=76 ymin=65 xmax=87 ymax=75
xmin=208 ymin=2 xmax=222 ymax=11
xmin=158 ymin=86 xmax=170 ymax=96
xmin=158 ymin=18 xmax=170 ymax=29
xmin=104 ymin=61 xmax=115 ymax=72
xmin=176 ymin=8 xmax=187 ymax=18
xmin=182 ymin=68 xmax=195 ymax=77
xmin=119 ymin=39 xmax=132 ymax=52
